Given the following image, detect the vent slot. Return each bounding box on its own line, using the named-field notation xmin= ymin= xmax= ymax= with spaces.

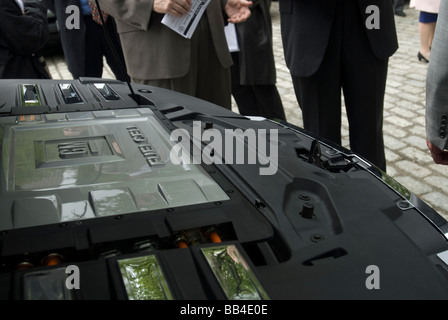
xmin=303 ymin=248 xmax=347 ymax=266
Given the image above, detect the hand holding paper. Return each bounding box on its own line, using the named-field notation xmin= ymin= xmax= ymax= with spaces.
xmin=161 ymin=0 xmax=251 ymax=39
xmin=162 ymin=0 xmax=211 ymax=39
xmin=153 ymin=0 xmax=192 ymax=16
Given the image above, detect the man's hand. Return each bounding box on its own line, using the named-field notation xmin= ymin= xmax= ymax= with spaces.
xmin=153 ymin=0 xmax=192 ymax=17
xmin=225 ymin=0 xmax=252 ymax=23
xmin=427 ymin=139 xmax=448 ymax=165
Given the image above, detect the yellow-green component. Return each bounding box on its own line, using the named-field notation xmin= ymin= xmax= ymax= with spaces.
xmin=20 ymin=84 xmax=42 ymax=106
xmin=118 ymin=255 xmax=173 ymax=300
xmin=202 ymin=245 xmax=269 ymax=300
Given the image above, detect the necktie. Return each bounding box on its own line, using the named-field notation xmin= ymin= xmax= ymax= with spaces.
xmin=88 ymin=0 xmax=109 ymax=25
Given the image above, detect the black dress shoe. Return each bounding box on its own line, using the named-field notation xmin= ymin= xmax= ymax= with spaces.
xmin=418 ymin=52 xmax=429 ymax=63
xmin=395 ymin=11 xmax=406 ymax=17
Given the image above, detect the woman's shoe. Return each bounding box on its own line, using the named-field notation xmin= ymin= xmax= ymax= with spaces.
xmin=418 ymin=52 xmax=429 ymax=63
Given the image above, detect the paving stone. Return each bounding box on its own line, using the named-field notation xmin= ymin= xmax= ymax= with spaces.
xmin=391 ymin=106 xmax=418 ymax=119
xmin=429 ymin=163 xmax=448 ymax=176
xmin=402 ymin=135 xmax=428 ymax=150
xmin=395 ymin=175 xmax=432 ymax=195
xmin=395 ymin=159 xmax=432 ymax=178
xmin=385 ymin=148 xmax=401 ymax=162
xmin=422 ymin=192 xmax=448 ymax=217
xmin=384 ymin=135 xmax=408 ymax=150
xmin=383 ymin=123 xmax=407 ymax=138
xmin=424 ymin=176 xmax=448 ymax=191
xmin=386 ymin=116 xmax=413 ymax=128
xmin=386 ymin=165 xmax=398 ymax=177
xmin=409 ymin=124 xmax=427 ymax=137
xmin=398 ymin=146 xmax=433 ymax=163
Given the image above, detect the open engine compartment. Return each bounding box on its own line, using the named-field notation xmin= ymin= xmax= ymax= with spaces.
xmin=1 ymin=79 xmax=448 ymax=300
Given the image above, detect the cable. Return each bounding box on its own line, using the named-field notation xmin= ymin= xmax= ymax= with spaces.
xmin=94 ymin=0 xmax=139 ymax=103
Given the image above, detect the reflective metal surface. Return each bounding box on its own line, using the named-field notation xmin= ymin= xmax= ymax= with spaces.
xmin=118 ymin=255 xmax=173 ymax=300
xmin=201 ymin=245 xmax=269 ymax=300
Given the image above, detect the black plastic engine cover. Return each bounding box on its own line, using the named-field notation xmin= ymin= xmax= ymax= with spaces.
xmin=0 ymin=78 xmax=448 ymax=300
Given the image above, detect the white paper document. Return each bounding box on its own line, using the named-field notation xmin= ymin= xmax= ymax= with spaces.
xmin=224 ymin=23 xmax=240 ymax=52
xmin=161 ymin=0 xmax=211 ymax=39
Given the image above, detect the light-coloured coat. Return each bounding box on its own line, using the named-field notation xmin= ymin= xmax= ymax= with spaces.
xmin=410 ymin=0 xmax=441 ymax=13
xmin=97 ymin=0 xmax=232 ymax=81
xmin=426 ymin=0 xmax=448 ymax=150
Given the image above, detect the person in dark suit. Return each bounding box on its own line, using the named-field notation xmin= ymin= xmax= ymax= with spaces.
xmin=42 ymin=0 xmax=129 ymax=81
xmin=0 ymin=0 xmax=50 ymax=79
xmin=279 ymin=0 xmax=398 ymax=171
xmin=231 ymin=0 xmax=286 ymax=121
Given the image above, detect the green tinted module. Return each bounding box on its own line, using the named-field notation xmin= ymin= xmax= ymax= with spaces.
xmin=118 ymin=255 xmax=173 ymax=300
xmin=201 ymin=245 xmax=269 ymax=300
xmin=23 ymin=267 xmax=74 ymax=300
xmin=19 ymin=84 xmax=42 ymax=106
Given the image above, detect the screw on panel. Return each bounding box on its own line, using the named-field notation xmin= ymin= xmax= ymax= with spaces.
xmin=310 ymin=234 xmax=325 ymax=243
xmin=298 ymin=194 xmax=310 ymax=201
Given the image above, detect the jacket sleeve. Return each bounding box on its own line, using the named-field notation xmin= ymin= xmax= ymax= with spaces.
xmin=426 ymin=0 xmax=448 ymax=150
xmin=0 ymin=0 xmax=49 ymax=55
xmin=97 ymin=0 xmax=154 ymax=31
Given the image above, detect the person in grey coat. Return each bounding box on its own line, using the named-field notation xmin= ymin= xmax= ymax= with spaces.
xmin=426 ymin=0 xmax=448 ymax=165
xmin=98 ymin=0 xmax=252 ymax=110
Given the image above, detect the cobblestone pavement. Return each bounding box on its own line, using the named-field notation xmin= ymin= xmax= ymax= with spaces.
xmin=45 ymin=3 xmax=448 ymax=220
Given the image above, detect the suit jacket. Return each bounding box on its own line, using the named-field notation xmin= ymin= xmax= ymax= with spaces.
xmin=42 ymin=0 xmax=87 ymax=78
xmin=279 ymin=0 xmax=398 ymax=77
xmin=0 ymin=0 xmax=50 ymax=79
xmin=426 ymin=0 xmax=448 ymax=150
xmin=98 ymin=0 xmax=233 ymax=81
